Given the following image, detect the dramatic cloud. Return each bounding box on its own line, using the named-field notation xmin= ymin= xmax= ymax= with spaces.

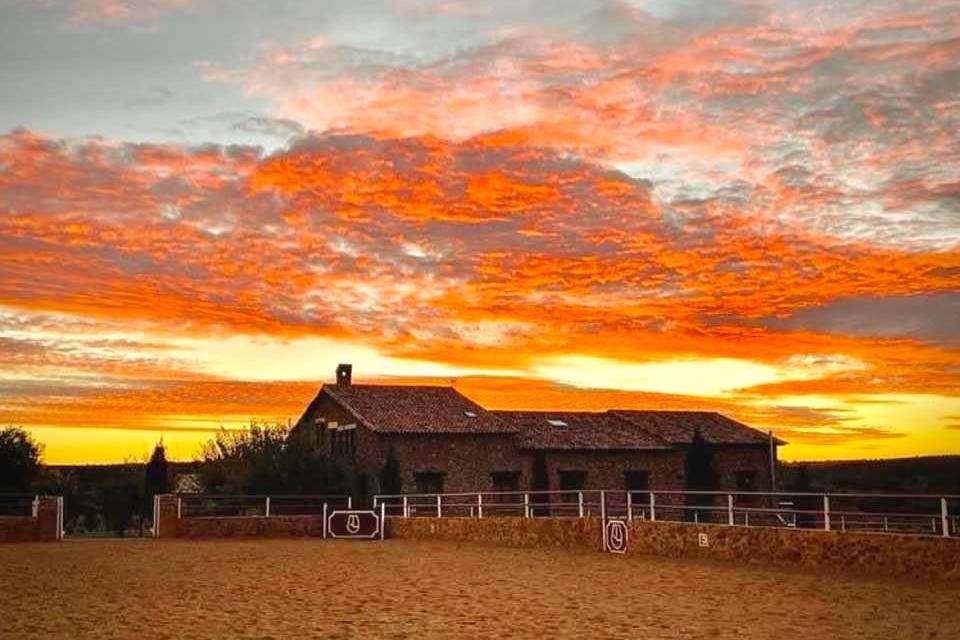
xmin=1 ymin=0 xmax=958 ymax=461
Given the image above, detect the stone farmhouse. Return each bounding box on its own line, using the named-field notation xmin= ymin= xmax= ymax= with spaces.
xmin=292 ymin=364 xmax=782 ymax=501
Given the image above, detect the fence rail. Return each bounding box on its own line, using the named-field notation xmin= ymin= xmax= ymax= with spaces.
xmin=373 ymin=489 xmax=960 ymax=538
xmin=176 ymin=494 xmax=351 ymax=518
xmin=0 ymin=494 xmax=38 ymax=517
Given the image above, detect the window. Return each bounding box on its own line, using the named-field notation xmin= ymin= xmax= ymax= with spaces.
xmin=624 ymin=470 xmax=650 ymax=493
xmin=491 ymin=471 xmax=520 ymax=494
xmin=546 ymin=419 xmax=568 ymax=427
xmin=558 ymin=470 xmax=586 ymax=503
xmin=464 ymin=410 xmax=477 ymax=418
xmin=735 ymin=470 xmax=758 ymax=492
xmin=414 ymin=471 xmax=445 ymax=494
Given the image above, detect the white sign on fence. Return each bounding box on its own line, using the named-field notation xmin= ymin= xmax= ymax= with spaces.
xmin=605 ymin=519 xmax=629 ymax=554
xmin=326 ymin=510 xmax=381 ymax=540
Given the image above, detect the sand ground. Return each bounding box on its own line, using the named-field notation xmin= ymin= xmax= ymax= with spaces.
xmin=0 ymin=538 xmax=957 ymax=639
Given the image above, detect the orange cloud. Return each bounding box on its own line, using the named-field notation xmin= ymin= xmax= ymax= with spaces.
xmin=4 ymin=62 xmax=960 ymax=461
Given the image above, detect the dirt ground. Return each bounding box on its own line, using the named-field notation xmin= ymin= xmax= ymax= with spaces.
xmin=0 ymin=539 xmax=957 ymax=640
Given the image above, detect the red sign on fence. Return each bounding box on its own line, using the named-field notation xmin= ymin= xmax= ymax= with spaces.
xmin=327 ymin=510 xmax=380 ymax=539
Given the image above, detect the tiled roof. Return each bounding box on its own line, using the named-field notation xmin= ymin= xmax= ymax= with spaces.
xmin=611 ymin=410 xmax=774 ymax=445
xmin=322 ymin=384 xmax=515 ymax=434
xmin=494 ymin=410 xmax=775 ymax=449
xmin=493 ymin=411 xmax=670 ymax=450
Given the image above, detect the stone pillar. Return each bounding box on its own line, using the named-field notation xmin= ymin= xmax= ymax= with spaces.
xmin=35 ymin=496 xmax=63 ymax=541
xmin=154 ymin=494 xmax=181 ymax=538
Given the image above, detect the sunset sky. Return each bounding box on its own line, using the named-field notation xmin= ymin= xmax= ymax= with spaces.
xmin=1 ymin=0 xmax=958 ymax=463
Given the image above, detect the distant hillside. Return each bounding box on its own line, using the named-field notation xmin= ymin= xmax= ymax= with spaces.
xmin=781 ymin=456 xmax=960 ymax=494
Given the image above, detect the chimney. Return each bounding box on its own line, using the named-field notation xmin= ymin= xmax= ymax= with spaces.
xmin=336 ymin=363 xmax=353 ymax=387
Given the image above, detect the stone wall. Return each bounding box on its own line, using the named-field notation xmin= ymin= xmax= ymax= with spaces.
xmin=169 ymin=515 xmax=326 ymax=538
xmin=386 ymin=516 xmax=960 ymax=582
xmin=154 ymin=495 xmax=327 ymax=539
xmin=0 ymin=497 xmax=63 ymax=543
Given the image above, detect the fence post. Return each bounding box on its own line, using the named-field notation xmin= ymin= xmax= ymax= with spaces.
xmin=322 ymin=503 xmax=328 ymax=539
xmin=823 ymin=495 xmax=831 ymax=532
xmin=727 ymin=494 xmax=734 ymax=526
xmin=57 ymin=496 xmax=65 ymax=540
xmin=600 ymin=491 xmax=607 ymax=551
xmin=649 ymin=492 xmax=656 ymax=522
xmin=403 ymin=495 xmax=409 ymax=518
xmin=152 ymin=495 xmax=159 ymax=537
xmin=627 ymin=492 xmax=633 ymax=522
xmin=348 ymin=496 xmax=353 ymax=509
xmin=265 ymin=496 xmax=271 ymax=518
xmin=380 ymin=501 xmax=386 ymax=541
xmin=578 ymin=492 xmax=584 ymax=518
xmin=436 ymin=494 xmax=442 ymax=519
xmin=177 ymin=496 xmax=182 ymax=519
xmin=942 ymin=498 xmax=950 ymax=538
xmin=524 ymin=493 xmax=530 ymax=518
xmin=478 ymin=493 xmax=483 ymax=519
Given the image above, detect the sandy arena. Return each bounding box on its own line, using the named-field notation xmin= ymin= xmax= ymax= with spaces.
xmin=1 ymin=538 xmax=957 ymax=639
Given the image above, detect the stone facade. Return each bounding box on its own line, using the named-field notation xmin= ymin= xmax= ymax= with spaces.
xmin=292 ymin=369 xmax=779 ymax=504
xmin=296 ymin=402 xmax=775 ymax=501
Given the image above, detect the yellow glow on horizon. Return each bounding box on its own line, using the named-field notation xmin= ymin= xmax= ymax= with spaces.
xmin=530 ymin=355 xmax=855 ymax=397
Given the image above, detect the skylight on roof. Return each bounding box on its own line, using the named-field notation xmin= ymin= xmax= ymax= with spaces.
xmin=547 ymin=419 xmax=568 ymax=427
xmin=464 ymin=411 xmax=478 ymax=418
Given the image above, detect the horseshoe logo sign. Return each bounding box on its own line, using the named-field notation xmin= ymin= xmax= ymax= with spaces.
xmin=346 ymin=514 xmax=361 ymax=534
xmin=605 ymin=520 xmax=628 ymax=554
xmin=327 ymin=510 xmax=380 ymax=539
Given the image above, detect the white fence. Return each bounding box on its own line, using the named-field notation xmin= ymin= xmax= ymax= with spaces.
xmin=175 ymin=494 xmax=351 ymax=518
xmin=373 ymin=490 xmax=960 ymax=538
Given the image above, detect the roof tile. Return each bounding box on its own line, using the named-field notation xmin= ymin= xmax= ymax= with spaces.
xmin=322 ymin=384 xmax=514 ymax=434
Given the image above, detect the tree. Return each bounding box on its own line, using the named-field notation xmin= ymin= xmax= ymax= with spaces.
xmin=198 ymin=421 xmax=347 ymax=496
xmin=684 ymin=429 xmax=718 ymax=522
xmin=144 ymin=441 xmax=169 ymax=531
xmin=530 ymin=453 xmax=549 ymax=516
xmin=791 ymin=464 xmax=818 ymax=529
xmin=379 ymin=447 xmax=402 ymax=498
xmin=145 ymin=441 xmax=169 ymax=497
xmin=0 ymin=427 xmax=43 ymax=493
xmin=99 ymin=472 xmax=143 ymax=537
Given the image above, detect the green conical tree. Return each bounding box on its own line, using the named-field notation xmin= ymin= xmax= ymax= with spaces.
xmin=144 ymin=440 xmax=169 ymax=516
xmin=379 ymin=447 xmax=402 ymax=497
xmin=530 ymin=453 xmax=550 ymax=516
xmin=684 ymin=429 xmax=717 ymax=522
